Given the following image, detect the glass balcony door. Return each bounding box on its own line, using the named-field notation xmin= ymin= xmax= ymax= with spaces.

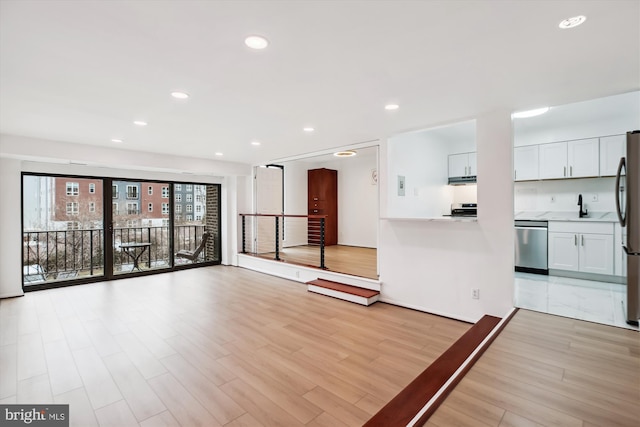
xmin=111 ymin=180 xmax=171 ymax=275
xmin=22 ymin=175 xmax=105 ymax=286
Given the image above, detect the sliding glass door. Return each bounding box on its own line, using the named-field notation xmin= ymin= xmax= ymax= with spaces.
xmin=22 ymin=175 xmax=105 ymax=286
xmin=22 ymin=173 xmax=221 ymax=290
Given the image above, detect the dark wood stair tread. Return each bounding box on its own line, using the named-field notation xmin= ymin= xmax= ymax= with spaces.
xmin=307 ymin=279 xmax=379 ymax=298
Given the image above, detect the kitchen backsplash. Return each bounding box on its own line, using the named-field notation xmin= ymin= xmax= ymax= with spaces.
xmin=514 ymin=177 xmax=616 ymax=212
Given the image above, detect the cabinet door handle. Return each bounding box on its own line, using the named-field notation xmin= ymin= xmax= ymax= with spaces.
xmin=570 ymin=166 xmax=573 ymax=176
xmin=564 ymin=166 xmax=567 ymax=177
xmin=581 ymin=235 xmax=584 ymax=246
xmin=574 ymin=234 xmax=577 ymax=246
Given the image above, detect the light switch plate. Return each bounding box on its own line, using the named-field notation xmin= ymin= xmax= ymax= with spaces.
xmin=397 ymin=175 xmax=405 ymax=196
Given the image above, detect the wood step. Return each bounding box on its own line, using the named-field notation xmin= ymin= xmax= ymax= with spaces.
xmin=306 ymin=279 xmax=380 ymax=306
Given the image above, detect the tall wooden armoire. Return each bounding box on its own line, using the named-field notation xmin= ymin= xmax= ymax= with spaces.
xmin=307 ymin=168 xmax=338 ymax=246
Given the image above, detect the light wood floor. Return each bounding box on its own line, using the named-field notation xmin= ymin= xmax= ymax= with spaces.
xmin=426 ymin=309 xmax=640 ymax=427
xmin=0 ymin=266 xmax=468 ymax=427
xmin=256 ymin=245 xmax=378 ymax=280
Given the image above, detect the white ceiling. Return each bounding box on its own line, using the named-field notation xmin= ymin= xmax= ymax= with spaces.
xmin=1 ymin=0 xmax=638 ymax=166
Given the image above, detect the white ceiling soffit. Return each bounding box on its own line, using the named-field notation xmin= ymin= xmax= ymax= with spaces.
xmin=1 ymin=0 xmax=639 ymax=166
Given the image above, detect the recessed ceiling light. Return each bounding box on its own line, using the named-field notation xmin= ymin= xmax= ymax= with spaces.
xmin=512 ymin=107 xmax=550 ymax=119
xmin=245 ymin=35 xmax=269 ymax=50
xmin=559 ymin=15 xmax=586 ymax=29
xmin=251 ymin=141 xmax=261 ymax=146
xmin=215 ymin=152 xmax=223 ymax=156
xmin=133 ymin=120 xmax=148 ymax=126
xmin=334 ymin=150 xmax=356 ymax=157
xmin=385 ymin=104 xmax=399 ymax=110
xmin=171 ymin=91 xmax=189 ymax=99
xmin=303 ymin=127 xmax=315 ymax=132
xmin=111 ymin=138 xmax=123 ymax=143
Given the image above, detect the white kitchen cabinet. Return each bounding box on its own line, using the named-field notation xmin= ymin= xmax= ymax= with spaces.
xmin=548 ymin=221 xmax=614 ymax=275
xmin=548 ymin=232 xmax=580 ymax=271
xmin=568 ymin=138 xmax=599 ymax=177
xmin=614 ymin=223 xmax=627 ymax=277
xmin=538 ymin=138 xmax=599 ymax=179
xmin=448 ymin=152 xmax=476 ymax=177
xmin=514 ymin=145 xmax=539 ymax=181
xmin=539 ymin=142 xmax=568 ymax=179
xmin=600 ymin=134 xmax=626 ymax=176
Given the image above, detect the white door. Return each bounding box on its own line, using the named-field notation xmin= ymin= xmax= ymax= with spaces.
xmin=539 ymin=142 xmax=568 ymax=179
xmin=599 ymin=134 xmax=626 ymax=177
xmin=568 ymin=138 xmax=599 ymax=178
xmin=548 ymin=232 xmax=579 ymax=271
xmin=448 ymin=153 xmax=469 ymax=177
xmin=514 ymin=145 xmax=539 ymax=181
xmin=579 ymin=233 xmax=614 ymax=274
xmin=255 ymin=166 xmax=283 ymax=254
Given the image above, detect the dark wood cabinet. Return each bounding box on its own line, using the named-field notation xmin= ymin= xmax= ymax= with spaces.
xmin=308 ymin=168 xmax=338 ymax=246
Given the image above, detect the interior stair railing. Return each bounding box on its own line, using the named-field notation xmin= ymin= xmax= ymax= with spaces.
xmin=239 ymin=213 xmax=327 ymax=269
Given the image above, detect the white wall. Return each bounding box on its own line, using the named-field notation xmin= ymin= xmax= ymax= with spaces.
xmin=379 ymin=110 xmax=514 ymax=321
xmin=0 ymin=134 xmax=252 ymax=298
xmin=515 ymin=177 xmax=616 ymax=213
xmin=0 ymin=158 xmax=24 ymax=298
xmin=318 ymin=151 xmax=378 ymax=248
xmin=282 ymin=162 xmax=309 ymax=247
xmin=386 ymin=131 xmax=452 ymax=218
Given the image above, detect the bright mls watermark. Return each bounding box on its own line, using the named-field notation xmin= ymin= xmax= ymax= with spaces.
xmin=1 ymin=405 xmax=68 ymax=426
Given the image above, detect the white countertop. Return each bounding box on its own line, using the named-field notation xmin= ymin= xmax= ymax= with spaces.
xmin=515 ymin=211 xmax=619 ymax=222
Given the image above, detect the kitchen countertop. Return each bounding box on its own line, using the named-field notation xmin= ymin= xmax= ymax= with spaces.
xmin=515 ymin=211 xmax=619 ymax=222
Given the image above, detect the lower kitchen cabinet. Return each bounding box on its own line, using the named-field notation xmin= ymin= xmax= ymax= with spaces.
xmin=548 ymin=222 xmax=614 ymax=275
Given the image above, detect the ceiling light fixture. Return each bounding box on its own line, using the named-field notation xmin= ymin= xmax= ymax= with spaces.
xmin=171 ymin=91 xmax=189 ymax=99
xmin=334 ymin=150 xmax=357 ymax=157
xmin=559 ymin=15 xmax=586 ymax=29
xmin=133 ymin=120 xmax=148 ymax=126
xmin=385 ymin=104 xmax=399 ymax=110
xmin=303 ymin=127 xmax=315 ymax=132
xmin=245 ymin=35 xmax=269 ymax=50
xmin=251 ymin=141 xmax=261 ymax=146
xmin=215 ymin=152 xmax=223 ymax=156
xmin=512 ymin=107 xmax=550 ymax=118
xmin=111 ymin=138 xmax=123 ymax=143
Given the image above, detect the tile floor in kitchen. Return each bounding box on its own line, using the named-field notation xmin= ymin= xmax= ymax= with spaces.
xmin=514 ymin=272 xmax=639 ymax=331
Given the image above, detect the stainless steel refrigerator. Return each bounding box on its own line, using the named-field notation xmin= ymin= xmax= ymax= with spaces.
xmin=616 ymin=130 xmax=640 ymax=326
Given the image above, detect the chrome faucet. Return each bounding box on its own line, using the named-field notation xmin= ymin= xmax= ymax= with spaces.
xmin=578 ymin=194 xmax=588 ymax=218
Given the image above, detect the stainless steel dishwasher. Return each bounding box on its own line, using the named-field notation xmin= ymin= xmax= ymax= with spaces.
xmin=515 ymin=220 xmax=548 ymax=274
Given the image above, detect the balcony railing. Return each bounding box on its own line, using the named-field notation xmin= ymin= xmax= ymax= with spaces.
xmin=22 ymin=224 xmax=210 ymax=285
xmin=239 ymin=213 xmax=327 ymax=269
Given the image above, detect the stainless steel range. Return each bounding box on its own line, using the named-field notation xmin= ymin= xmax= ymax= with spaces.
xmin=450 ymin=203 xmax=477 ymax=217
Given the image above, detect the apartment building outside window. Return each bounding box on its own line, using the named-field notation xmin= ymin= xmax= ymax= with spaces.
xmin=186 ymin=194 xmax=192 ymax=203
xmin=112 ymin=185 xmax=118 ymax=198
xmin=162 ymin=203 xmax=169 ymax=214
xmin=186 ymin=184 xmax=192 ymax=192
xmin=162 ymin=186 xmax=169 ymax=198
xmin=89 ymin=183 xmax=95 ymax=193
xmin=66 ymin=182 xmax=79 ymax=196
xmin=66 ymin=221 xmax=80 ymax=230
xmin=175 ymin=184 xmax=182 ymax=191
xmin=175 ymin=194 xmax=182 ymax=202
xmin=175 ymin=204 xmax=182 ymax=213
xmin=89 ymin=202 xmax=95 ymax=212
xmin=148 ymin=203 xmax=153 ymax=212
xmin=126 ymin=185 xmax=138 ymax=199
xmin=148 ymin=186 xmax=153 ymax=195
xmin=126 ymin=202 xmax=138 ymax=215
xmin=186 ymin=204 xmax=193 ymax=213
xmin=113 ymin=202 xmax=118 ymax=214
xmin=66 ymin=202 xmax=79 ymax=215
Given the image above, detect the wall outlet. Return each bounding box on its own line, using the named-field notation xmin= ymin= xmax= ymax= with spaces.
xmin=472 ymin=288 xmax=480 ymax=299
xmin=591 ymin=194 xmax=598 ymax=202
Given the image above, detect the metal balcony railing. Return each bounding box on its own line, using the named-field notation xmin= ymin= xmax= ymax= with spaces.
xmin=22 ymin=224 xmax=210 ymax=285
xmin=239 ymin=213 xmax=327 ymax=270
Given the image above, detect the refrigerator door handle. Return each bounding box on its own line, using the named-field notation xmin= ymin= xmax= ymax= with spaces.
xmin=615 ymin=156 xmax=626 ymax=227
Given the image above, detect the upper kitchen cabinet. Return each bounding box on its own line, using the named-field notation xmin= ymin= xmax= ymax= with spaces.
xmin=538 ymin=138 xmax=599 ymax=179
xmin=448 ymin=151 xmax=476 ymax=180
xmin=600 ymin=134 xmax=626 ymax=176
xmin=514 ymin=145 xmax=539 ymax=181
